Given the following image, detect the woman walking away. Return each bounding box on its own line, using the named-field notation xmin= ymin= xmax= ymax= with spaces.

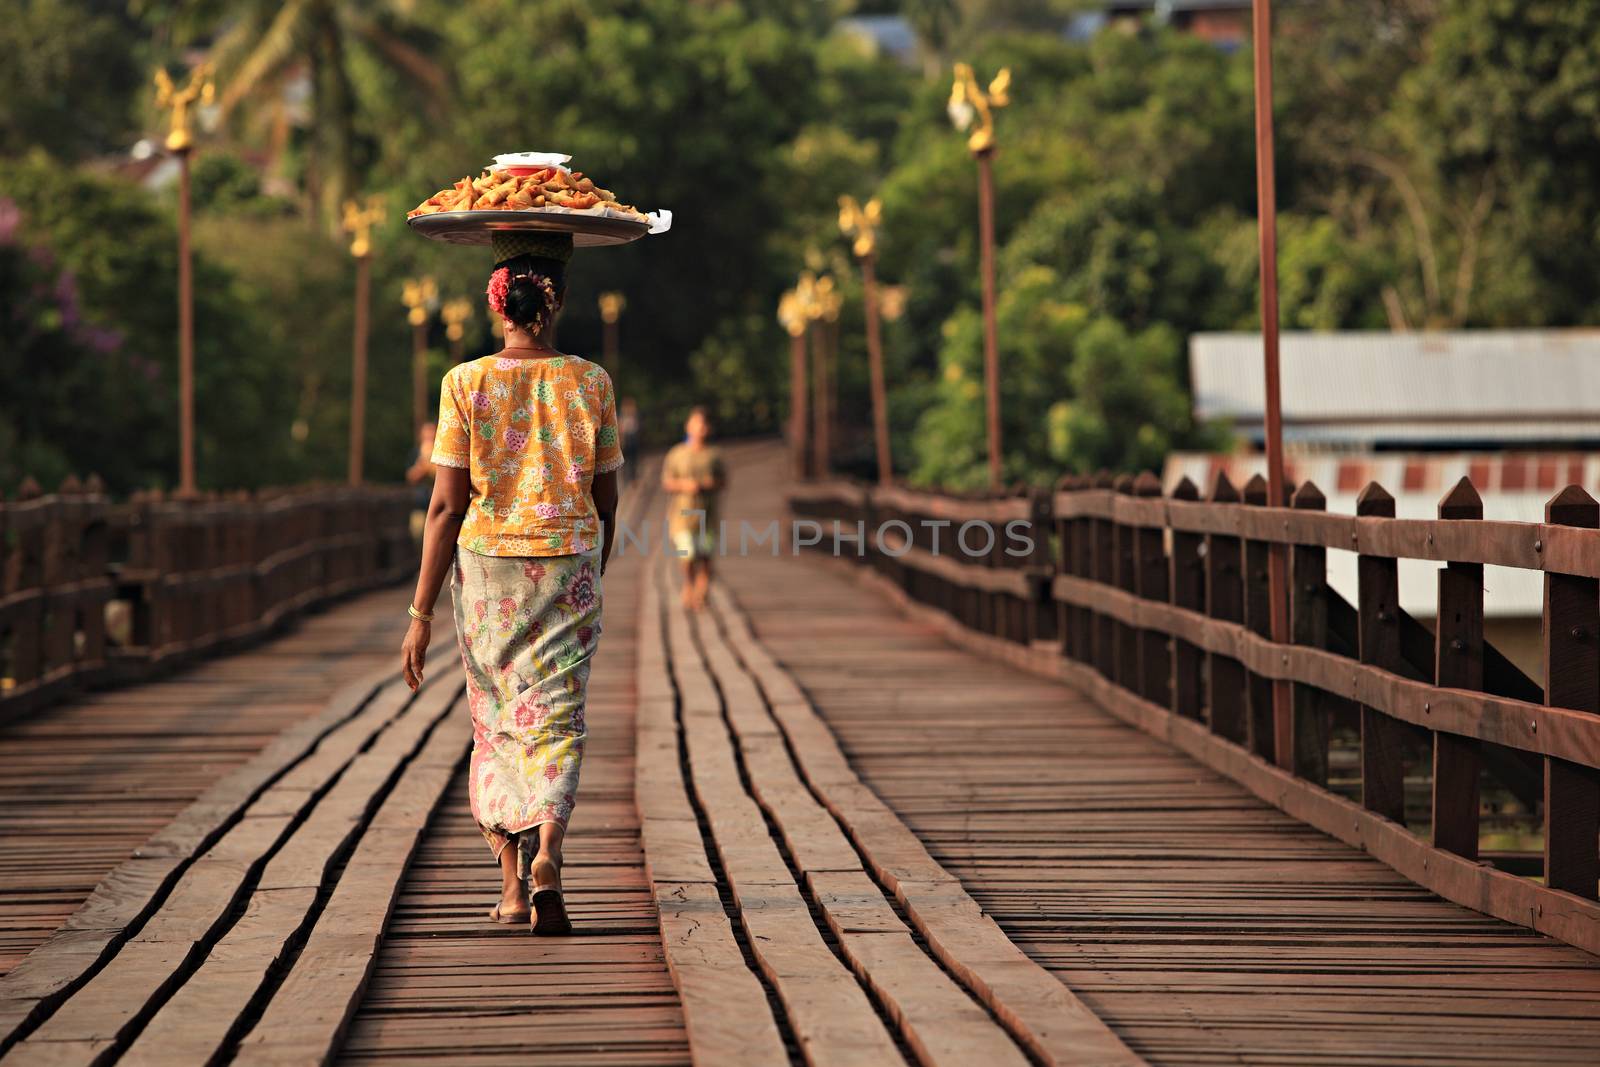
xmin=400 ymin=231 xmax=623 ymax=935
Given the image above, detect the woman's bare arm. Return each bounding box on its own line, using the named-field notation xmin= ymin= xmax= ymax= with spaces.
xmin=401 ymin=466 xmax=470 ymax=689
xmin=592 ymin=469 xmax=619 ymax=573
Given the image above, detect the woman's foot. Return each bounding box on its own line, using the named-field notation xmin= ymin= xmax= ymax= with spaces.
xmin=529 ymin=852 xmax=571 ymax=935
xmin=489 ymin=880 xmax=531 ymax=923
xmin=489 ymin=843 xmax=531 ymax=923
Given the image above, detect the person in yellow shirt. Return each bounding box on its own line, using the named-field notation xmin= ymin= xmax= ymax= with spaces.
xmin=661 ymin=407 xmax=726 ymax=611
xmin=399 ymin=231 xmax=622 ymax=936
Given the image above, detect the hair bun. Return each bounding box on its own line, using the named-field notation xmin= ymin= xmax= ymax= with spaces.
xmin=489 ymin=254 xmax=568 ymax=333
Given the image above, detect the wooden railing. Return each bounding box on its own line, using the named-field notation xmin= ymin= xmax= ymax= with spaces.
xmin=790 ymin=471 xmax=1600 ymax=956
xmin=0 ymin=479 xmax=415 ymax=721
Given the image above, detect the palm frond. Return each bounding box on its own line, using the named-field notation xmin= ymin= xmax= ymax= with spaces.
xmin=218 ymin=0 xmax=315 ymax=115
xmin=344 ymin=13 xmax=450 ymax=112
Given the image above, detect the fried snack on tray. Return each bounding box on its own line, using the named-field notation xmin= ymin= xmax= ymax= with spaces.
xmin=407 ymin=166 xmax=648 ymax=221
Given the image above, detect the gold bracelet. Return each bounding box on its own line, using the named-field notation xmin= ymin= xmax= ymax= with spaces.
xmin=408 ymin=605 xmax=434 ymax=623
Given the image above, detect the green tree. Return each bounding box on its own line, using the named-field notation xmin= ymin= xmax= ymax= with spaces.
xmin=0 ymin=0 xmax=144 ymax=160
xmin=175 ymin=0 xmax=449 ymax=224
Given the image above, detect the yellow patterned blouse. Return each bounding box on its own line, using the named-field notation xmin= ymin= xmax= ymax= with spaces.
xmin=431 ymin=353 xmax=623 ymax=557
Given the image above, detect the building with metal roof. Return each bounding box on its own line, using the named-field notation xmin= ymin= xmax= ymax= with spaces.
xmin=1190 ymin=330 xmax=1600 ymax=451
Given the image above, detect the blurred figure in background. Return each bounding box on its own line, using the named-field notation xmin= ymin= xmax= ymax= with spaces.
xmin=661 ymin=407 xmax=726 ymax=611
xmin=618 ymin=396 xmax=640 ymax=490
xmin=405 ymin=421 xmax=438 ymax=539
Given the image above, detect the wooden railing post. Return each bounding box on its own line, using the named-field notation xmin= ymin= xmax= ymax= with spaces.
xmin=1131 ymin=473 xmax=1169 ymax=707
xmin=1543 ymin=485 xmax=1600 ymax=899
xmin=1029 ymin=486 xmax=1056 ymax=645
xmin=1433 ymin=477 xmax=1483 ymax=860
xmin=1169 ymin=476 xmax=1204 ymax=720
xmin=1289 ymin=481 xmax=1331 ymax=785
xmin=1053 ymin=476 xmax=1076 ymax=659
xmin=1070 ymin=478 xmax=1094 ymax=665
xmin=1091 ymin=472 xmax=1116 ymax=681
xmin=1242 ymin=474 xmax=1277 ymax=761
xmin=1357 ymin=482 xmax=1408 ymax=824
xmin=1112 ymin=474 xmax=1138 ymax=690
xmin=1205 ymin=473 xmax=1247 ymax=742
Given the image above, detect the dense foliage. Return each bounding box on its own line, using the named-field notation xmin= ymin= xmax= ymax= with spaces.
xmin=3 ymin=1 xmax=1599 ymax=493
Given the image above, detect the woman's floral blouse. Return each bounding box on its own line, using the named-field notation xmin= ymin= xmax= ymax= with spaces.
xmin=432 ymin=354 xmax=623 ymax=556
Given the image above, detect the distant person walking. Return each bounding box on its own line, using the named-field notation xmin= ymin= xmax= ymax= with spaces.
xmin=661 ymin=407 xmax=726 ymax=611
xmin=619 ymin=396 xmax=641 ymax=489
xmin=405 ymin=421 xmax=438 ymax=538
xmin=400 ymin=232 xmax=622 ymax=935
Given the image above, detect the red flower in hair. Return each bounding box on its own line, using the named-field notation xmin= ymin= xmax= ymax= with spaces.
xmin=486 ymin=267 xmax=511 ymax=317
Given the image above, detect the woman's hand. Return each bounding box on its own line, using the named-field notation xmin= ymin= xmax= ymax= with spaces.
xmin=401 ymin=618 xmax=431 ymax=691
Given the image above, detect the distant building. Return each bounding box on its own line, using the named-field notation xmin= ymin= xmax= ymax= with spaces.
xmin=1172 ymin=330 xmax=1600 ymax=627
xmin=1190 ymin=330 xmax=1600 ymax=452
xmin=836 ymin=15 xmax=920 ymax=64
xmin=1071 ymin=1 xmax=1251 ymax=47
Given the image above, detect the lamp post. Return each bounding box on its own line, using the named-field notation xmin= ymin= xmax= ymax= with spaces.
xmin=401 ymin=276 xmax=438 ymax=441
xmin=598 ymin=291 xmax=626 ymax=374
xmin=441 ymin=297 xmax=473 ymax=362
xmin=839 ymin=195 xmax=893 ymax=486
xmin=949 ymin=62 xmax=1011 ymax=489
xmin=154 ymin=62 xmax=214 ymax=497
xmin=778 ymin=288 xmax=809 ymax=480
xmin=806 ymin=274 xmax=838 ymax=479
xmin=342 ymin=195 xmax=384 ymax=486
xmin=1250 ymin=0 xmax=1292 ymax=768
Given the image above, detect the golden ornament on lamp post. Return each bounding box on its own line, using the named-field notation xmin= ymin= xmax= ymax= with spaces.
xmin=441 ymin=297 xmax=473 ymax=362
xmin=341 ymin=195 xmax=385 ymax=486
xmin=777 ymin=286 xmax=809 ymax=480
xmin=154 ymin=62 xmax=214 ymax=496
xmin=401 ymin=276 xmax=439 ymax=441
xmin=806 ymin=273 xmax=841 ymax=480
xmin=839 ymin=195 xmax=893 ymax=486
xmin=949 ymin=62 xmax=1010 ymax=489
xmin=598 ymin=291 xmax=626 ymax=374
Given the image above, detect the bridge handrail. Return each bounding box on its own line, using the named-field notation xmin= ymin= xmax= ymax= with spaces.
xmin=789 ymin=470 xmax=1600 ymax=957
xmin=0 ymin=481 xmax=414 ymax=721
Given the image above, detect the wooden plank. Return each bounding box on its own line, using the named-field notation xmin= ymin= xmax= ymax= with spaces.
xmin=120 ymin=680 xmax=464 ymax=1064
xmin=1242 ymin=475 xmax=1277 ymax=762
xmin=1289 ymin=481 xmax=1331 ymax=786
xmin=1543 ymin=486 xmax=1600 ymax=900
xmin=1356 ymin=483 xmax=1409 ymax=825
xmin=1433 ymin=478 xmax=1484 ymax=861
xmin=11 ymin=673 xmax=446 ymax=1057
xmin=228 ymin=711 xmax=469 ymax=1065
xmin=634 ymin=550 xmax=787 ymax=1067
xmin=1205 ymin=474 xmax=1247 ymax=744
xmin=686 ymin=600 xmax=1034 ymax=1067
xmin=707 ymin=581 xmax=1141 ymax=1067
xmin=657 ymin=560 xmax=901 ymax=1066
xmin=0 ymin=655 xmax=403 ymax=1052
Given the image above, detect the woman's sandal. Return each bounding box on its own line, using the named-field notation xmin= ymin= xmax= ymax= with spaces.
xmin=488 ymin=901 xmax=531 ymax=924
xmin=490 ymin=867 xmax=532 ymax=924
xmin=529 ymin=860 xmax=571 ymax=936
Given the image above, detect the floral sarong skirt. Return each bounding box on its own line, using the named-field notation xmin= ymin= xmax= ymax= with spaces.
xmin=450 ymin=545 xmax=601 ymax=862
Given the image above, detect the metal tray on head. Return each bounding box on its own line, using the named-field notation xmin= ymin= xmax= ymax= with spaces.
xmin=407 ymin=209 xmax=650 ymax=247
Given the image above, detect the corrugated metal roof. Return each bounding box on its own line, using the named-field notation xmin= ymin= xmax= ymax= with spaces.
xmin=1107 ymin=1 xmax=1249 ymax=11
xmin=1190 ymin=331 xmax=1600 ymax=431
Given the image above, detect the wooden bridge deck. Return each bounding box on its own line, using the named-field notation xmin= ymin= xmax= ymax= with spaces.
xmin=0 ymin=589 xmax=412 ymax=978
xmin=1 ymin=441 xmax=1598 ymax=1066
xmin=716 ymin=446 xmax=1600 ymax=1066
